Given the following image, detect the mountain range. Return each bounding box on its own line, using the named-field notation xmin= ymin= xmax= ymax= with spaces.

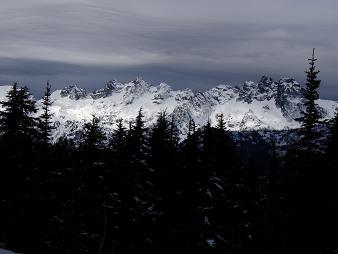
xmin=0 ymin=75 xmax=337 ymax=142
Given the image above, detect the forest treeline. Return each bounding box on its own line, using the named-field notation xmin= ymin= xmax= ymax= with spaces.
xmin=0 ymin=52 xmax=338 ymax=254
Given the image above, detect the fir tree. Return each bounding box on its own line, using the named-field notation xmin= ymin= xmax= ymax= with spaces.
xmin=80 ymin=114 xmax=105 ymax=155
xmin=149 ymin=111 xmax=179 ymax=252
xmin=38 ymin=81 xmax=54 ymax=147
xmin=180 ymin=117 xmax=201 ymax=253
xmin=0 ymin=83 xmax=38 ymax=252
xmin=0 ymin=84 xmax=37 ymax=144
xmin=110 ymin=118 xmax=126 ymax=153
xmin=297 ymin=48 xmax=322 ymax=148
xmin=132 ymin=107 xmax=146 ymax=156
xmin=117 ymin=109 xmax=152 ymax=253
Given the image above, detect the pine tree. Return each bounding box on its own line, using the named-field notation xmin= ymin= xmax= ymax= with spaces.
xmin=38 ymin=81 xmax=54 ymax=148
xmin=80 ymin=114 xmax=105 ymax=156
xmin=180 ymin=117 xmax=202 ymax=253
xmin=117 ymin=109 xmax=152 ymax=253
xmin=149 ymin=111 xmax=179 ymax=252
xmin=208 ymin=114 xmax=242 ymax=252
xmin=111 ymin=118 xmax=126 ymax=153
xmin=132 ymin=107 xmax=146 ymax=156
xmin=297 ymin=48 xmax=322 ymax=148
xmin=0 ymin=83 xmax=38 ymax=252
xmin=0 ymin=84 xmax=37 ymax=145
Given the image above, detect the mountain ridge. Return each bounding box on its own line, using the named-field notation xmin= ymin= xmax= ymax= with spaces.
xmin=0 ymin=75 xmax=337 ymax=142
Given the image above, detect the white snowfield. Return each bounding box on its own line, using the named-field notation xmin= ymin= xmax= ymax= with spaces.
xmin=0 ymin=76 xmax=337 ymax=141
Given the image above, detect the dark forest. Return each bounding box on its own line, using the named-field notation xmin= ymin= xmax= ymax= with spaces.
xmin=0 ymin=52 xmax=338 ymax=254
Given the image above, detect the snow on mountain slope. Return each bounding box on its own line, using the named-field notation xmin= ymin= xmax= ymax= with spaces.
xmin=0 ymin=76 xmax=337 ymax=141
xmin=0 ymin=85 xmax=11 ymax=100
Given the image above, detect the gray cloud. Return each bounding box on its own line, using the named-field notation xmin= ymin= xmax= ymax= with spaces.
xmin=0 ymin=0 xmax=337 ymax=99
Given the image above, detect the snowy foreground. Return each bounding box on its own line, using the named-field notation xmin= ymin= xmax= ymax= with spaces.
xmin=0 ymin=76 xmax=337 ymax=141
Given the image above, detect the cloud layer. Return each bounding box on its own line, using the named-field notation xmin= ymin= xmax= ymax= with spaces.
xmin=0 ymin=0 xmax=337 ymax=98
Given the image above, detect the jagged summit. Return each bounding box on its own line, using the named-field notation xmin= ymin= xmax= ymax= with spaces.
xmin=0 ymin=76 xmax=337 ymax=141
xmin=60 ymin=84 xmax=87 ymax=100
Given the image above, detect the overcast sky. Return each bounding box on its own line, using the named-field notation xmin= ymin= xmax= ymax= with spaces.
xmin=0 ymin=0 xmax=337 ymax=98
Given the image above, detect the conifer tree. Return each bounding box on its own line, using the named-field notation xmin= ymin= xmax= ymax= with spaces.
xmin=81 ymin=114 xmax=105 ymax=155
xmin=180 ymin=117 xmax=202 ymax=253
xmin=111 ymin=118 xmax=126 ymax=153
xmin=208 ymin=114 xmax=241 ymax=252
xmin=38 ymin=81 xmax=54 ymax=147
xmin=149 ymin=111 xmax=179 ymax=252
xmin=117 ymin=109 xmax=152 ymax=253
xmin=297 ymin=48 xmax=322 ymax=148
xmin=0 ymin=84 xmax=37 ymax=145
xmin=0 ymin=83 xmax=38 ymax=252
xmin=132 ymin=107 xmax=146 ymax=156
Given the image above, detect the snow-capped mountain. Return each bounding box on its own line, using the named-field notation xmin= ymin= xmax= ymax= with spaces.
xmin=0 ymin=76 xmax=337 ymax=141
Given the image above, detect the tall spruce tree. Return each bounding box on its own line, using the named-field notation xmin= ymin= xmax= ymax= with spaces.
xmin=38 ymin=81 xmax=54 ymax=148
xmin=0 ymin=84 xmax=38 ymax=252
xmin=80 ymin=114 xmax=105 ymax=156
xmin=297 ymin=48 xmax=322 ymax=148
xmin=110 ymin=118 xmax=126 ymax=153
xmin=0 ymin=84 xmax=37 ymax=146
xmin=149 ymin=111 xmax=179 ymax=253
xmin=117 ymin=108 xmax=153 ymax=253
xmin=180 ymin=117 xmax=202 ymax=253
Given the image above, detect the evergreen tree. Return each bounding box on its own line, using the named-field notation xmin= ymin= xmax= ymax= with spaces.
xmin=210 ymin=114 xmax=243 ymax=252
xmin=297 ymin=48 xmax=322 ymax=148
xmin=38 ymin=81 xmax=54 ymax=148
xmin=0 ymin=83 xmax=38 ymax=252
xmin=0 ymin=83 xmax=37 ymax=174
xmin=131 ymin=107 xmax=146 ymax=157
xmin=117 ymin=108 xmax=153 ymax=253
xmin=149 ymin=111 xmax=179 ymax=253
xmin=110 ymin=118 xmax=126 ymax=153
xmin=80 ymin=115 xmax=105 ymax=157
xmin=0 ymin=84 xmax=37 ymax=147
xmin=179 ymin=117 xmax=202 ymax=253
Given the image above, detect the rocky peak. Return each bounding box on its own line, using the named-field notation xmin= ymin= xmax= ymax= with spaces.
xmin=174 ymin=88 xmax=194 ymax=102
xmin=122 ymin=78 xmax=151 ymax=105
xmin=205 ymin=84 xmax=240 ymax=104
xmin=277 ymin=78 xmax=302 ymax=97
xmin=275 ymin=78 xmax=304 ymax=119
xmin=91 ymin=80 xmax=124 ymax=99
xmin=238 ymin=75 xmax=276 ymax=103
xmin=151 ymin=83 xmax=173 ymax=104
xmin=60 ymin=85 xmax=87 ymax=100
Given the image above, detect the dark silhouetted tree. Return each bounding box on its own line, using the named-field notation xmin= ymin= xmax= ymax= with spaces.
xmin=0 ymin=83 xmax=38 ymax=253
xmin=297 ymin=48 xmax=322 ymax=149
xmin=37 ymin=81 xmax=54 ymax=148
xmin=80 ymin=115 xmax=105 ymax=159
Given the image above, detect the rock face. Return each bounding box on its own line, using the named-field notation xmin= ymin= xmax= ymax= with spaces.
xmin=0 ymin=76 xmax=337 ymax=142
xmin=60 ymin=85 xmax=87 ymax=100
